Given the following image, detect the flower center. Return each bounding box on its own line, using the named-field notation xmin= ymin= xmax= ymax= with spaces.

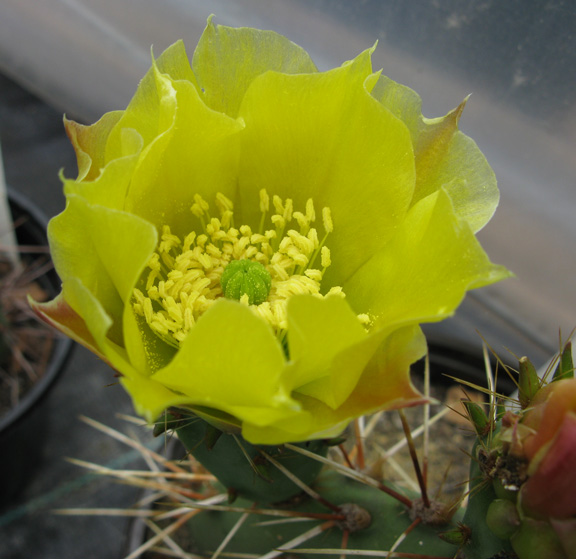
xmin=132 ymin=190 xmax=368 ymax=349
xmin=220 ymin=259 xmax=272 ymax=305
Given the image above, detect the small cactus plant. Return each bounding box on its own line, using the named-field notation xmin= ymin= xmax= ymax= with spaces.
xmin=32 ymin=17 xmax=573 ymax=559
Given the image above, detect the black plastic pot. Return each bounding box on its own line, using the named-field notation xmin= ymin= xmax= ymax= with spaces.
xmin=0 ymin=189 xmax=73 ymax=505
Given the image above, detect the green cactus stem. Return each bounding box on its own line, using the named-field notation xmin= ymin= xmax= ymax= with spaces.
xmin=173 ymin=414 xmax=330 ymax=504
xmin=185 ymin=470 xmax=460 ymax=558
xmin=459 ymin=441 xmax=515 ymax=559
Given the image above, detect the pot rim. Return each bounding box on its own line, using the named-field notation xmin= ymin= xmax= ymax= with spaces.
xmin=0 ymin=188 xmax=74 ymax=434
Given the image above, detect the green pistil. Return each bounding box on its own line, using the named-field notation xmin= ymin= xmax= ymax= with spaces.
xmin=221 ymin=260 xmax=272 ymax=305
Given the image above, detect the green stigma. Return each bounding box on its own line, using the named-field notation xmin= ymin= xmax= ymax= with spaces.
xmin=221 ymin=260 xmax=272 ymax=305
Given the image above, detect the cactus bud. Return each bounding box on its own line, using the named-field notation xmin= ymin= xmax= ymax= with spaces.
xmin=464 ymin=400 xmax=492 ymax=437
xmin=439 ymin=523 xmax=471 ymax=546
xmin=521 ymin=378 xmax=576 ymax=519
xmin=518 ymin=356 xmax=540 ymax=409
xmin=511 ymin=517 xmax=568 ymax=559
xmin=553 ymin=341 xmax=574 ymax=381
xmin=486 ymin=499 xmax=520 ymax=540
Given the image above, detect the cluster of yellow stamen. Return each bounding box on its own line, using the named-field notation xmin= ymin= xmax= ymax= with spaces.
xmin=132 ymin=190 xmax=365 ymax=349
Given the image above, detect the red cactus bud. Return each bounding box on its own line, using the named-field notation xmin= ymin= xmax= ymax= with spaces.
xmin=521 ymin=411 xmax=576 ymax=518
xmin=522 ymin=378 xmax=576 ymax=462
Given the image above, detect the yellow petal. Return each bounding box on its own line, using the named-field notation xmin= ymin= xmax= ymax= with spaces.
xmin=150 ymin=299 xmax=301 ymax=427
xmin=29 ymin=292 xmax=107 ymax=362
xmin=192 ymin=17 xmax=317 ymax=118
xmin=64 ymin=111 xmax=123 ymax=181
xmin=372 ymin=76 xmax=499 ymax=232
xmin=344 ymin=188 xmax=511 ymax=329
xmin=243 ymin=325 xmax=426 ymax=444
xmin=286 ymin=295 xmax=384 ymax=409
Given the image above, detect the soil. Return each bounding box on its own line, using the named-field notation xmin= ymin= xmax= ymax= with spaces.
xmin=0 ymin=252 xmax=55 ymax=418
xmin=356 ymin=378 xmax=484 ymax=506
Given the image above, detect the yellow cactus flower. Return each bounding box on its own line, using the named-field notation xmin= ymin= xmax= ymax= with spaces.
xmin=31 ymin=19 xmax=509 ymax=444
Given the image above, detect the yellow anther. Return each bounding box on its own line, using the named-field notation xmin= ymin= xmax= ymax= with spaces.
xmin=215 ymin=192 xmax=233 ymax=215
xmin=322 ymin=207 xmax=333 ymax=233
xmin=304 ymin=269 xmax=323 ymax=282
xmin=174 ymin=252 xmax=191 ymax=268
xmin=254 ymin=301 xmax=274 ymax=325
xmin=307 ymin=228 xmax=319 ymax=250
xmin=327 ymin=286 xmax=344 ymax=297
xmin=206 ymin=218 xmax=222 ymax=236
xmin=251 ymin=233 xmax=267 ymax=245
xmin=286 ymin=248 xmax=308 ymax=268
xmin=292 ymin=211 xmax=309 ymax=233
xmin=184 ymin=307 xmax=195 ymax=331
xmin=148 ymin=252 xmax=161 ymax=270
xmin=288 ymin=230 xmax=315 ymax=255
xmin=143 ymin=297 xmax=154 ymax=323
xmin=159 ymin=251 xmax=175 ymax=270
xmin=183 ymin=232 xmax=196 ymax=251
xmin=278 ymin=236 xmax=293 ymax=253
xmin=239 ymin=225 xmax=252 ymax=237
xmin=147 ymin=285 xmax=159 ymax=300
xmin=306 ymin=199 xmax=316 ymax=223
xmin=283 ymin=198 xmax=293 ymax=222
xmin=271 ymin=214 xmax=285 ymax=230
xmin=146 ymin=269 xmax=159 ymax=291
xmin=357 ymin=314 xmax=372 ymax=326
xmin=165 ymin=297 xmax=182 ymax=322
xmin=158 ymin=280 xmax=168 ymax=299
xmin=173 ymin=331 xmax=187 ymax=343
xmin=237 ymin=236 xmax=251 ymax=253
xmin=220 ymin=210 xmax=233 ymax=229
xmin=272 ymin=195 xmax=284 ymax=215
xmin=321 ymin=246 xmax=331 ymax=269
xmin=259 ymin=189 xmax=270 ymax=213
xmin=159 ymin=225 xmax=181 ymax=253
xmin=191 ymin=194 xmax=209 ymax=217
xmin=167 ymin=269 xmax=184 ymax=282
xmin=245 ymin=246 xmax=258 ymax=259
xmin=151 ymin=318 xmax=170 ymax=338
xmin=206 ymin=244 xmax=222 ymax=258
xmin=271 ymin=262 xmax=290 ymax=281
xmin=133 ymin=288 xmax=145 ymax=305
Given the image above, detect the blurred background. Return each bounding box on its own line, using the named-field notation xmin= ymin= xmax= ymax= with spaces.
xmin=0 ymin=1 xmax=574 ymax=557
